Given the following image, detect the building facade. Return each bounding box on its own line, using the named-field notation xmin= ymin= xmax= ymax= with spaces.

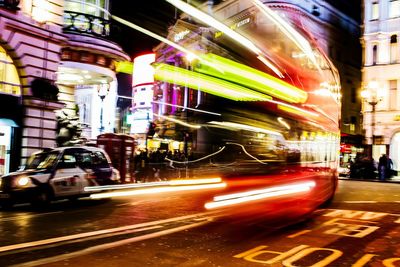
xmin=362 ymin=0 xmax=400 ymax=170
xmin=0 ymin=0 xmax=129 ymax=174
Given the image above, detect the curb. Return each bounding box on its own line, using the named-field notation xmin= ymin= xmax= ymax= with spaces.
xmin=339 ymin=177 xmax=400 ymax=184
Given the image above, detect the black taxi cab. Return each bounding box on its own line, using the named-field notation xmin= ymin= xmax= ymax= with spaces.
xmin=0 ymin=146 xmax=120 ymax=208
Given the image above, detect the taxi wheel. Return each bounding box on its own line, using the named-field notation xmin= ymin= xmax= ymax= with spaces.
xmin=31 ymin=188 xmax=53 ymax=208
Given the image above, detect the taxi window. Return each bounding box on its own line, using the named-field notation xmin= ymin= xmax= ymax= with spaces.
xmin=92 ymin=152 xmax=109 ymax=168
xmin=59 ymin=153 xmax=77 ymax=169
xmin=63 ymin=154 xmax=76 ymax=164
xmin=28 ymin=152 xmax=59 ymax=170
xmin=76 ymin=152 xmax=92 ymax=169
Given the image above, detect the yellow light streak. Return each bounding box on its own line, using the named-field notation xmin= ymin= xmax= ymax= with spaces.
xmin=208 ymin=121 xmax=282 ymax=136
xmin=90 ymin=183 xmax=227 ymax=199
xmin=277 ymin=104 xmax=320 ymax=118
xmin=153 ymin=114 xmax=201 ymax=129
xmin=169 ymin=178 xmax=222 ymax=185
xmin=153 ymin=63 xmax=272 ymax=101
xmin=84 ymin=182 xmax=169 ymax=192
xmin=197 ymin=53 xmax=307 ymax=103
xmin=152 ymin=101 xmax=221 ymax=116
xmin=85 ymin=178 xmax=223 ymax=192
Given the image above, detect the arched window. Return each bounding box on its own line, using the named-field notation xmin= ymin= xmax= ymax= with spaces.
xmin=64 ymin=0 xmax=110 ymax=36
xmin=372 ymin=44 xmax=378 ymax=65
xmin=64 ymin=0 xmax=109 ymax=19
xmin=0 ymin=46 xmax=21 ymax=95
xmin=390 ymin=35 xmax=398 ymax=63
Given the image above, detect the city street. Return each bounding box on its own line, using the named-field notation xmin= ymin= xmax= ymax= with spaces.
xmin=0 ymin=179 xmax=399 ymax=266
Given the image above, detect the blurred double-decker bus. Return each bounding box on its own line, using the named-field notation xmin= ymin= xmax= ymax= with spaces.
xmin=131 ymin=0 xmax=340 ymax=215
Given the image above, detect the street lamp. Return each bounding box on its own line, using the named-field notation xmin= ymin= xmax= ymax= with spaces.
xmin=361 ymin=81 xmax=384 ymax=152
xmin=97 ymin=83 xmax=110 ymax=133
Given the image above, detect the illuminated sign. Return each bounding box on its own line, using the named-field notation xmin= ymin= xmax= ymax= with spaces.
xmin=215 ymin=17 xmax=251 ymax=38
xmin=174 ymin=29 xmax=190 ymax=42
xmin=132 ymin=53 xmax=155 ymax=87
xmin=394 ymin=115 xmax=400 ymax=121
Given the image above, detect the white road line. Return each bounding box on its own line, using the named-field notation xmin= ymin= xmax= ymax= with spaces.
xmin=343 ymin=201 xmax=377 ymax=203
xmin=12 ymin=220 xmax=210 ymax=267
xmin=0 ymin=211 xmax=219 ymax=253
xmin=0 ymin=211 xmax=64 ymax=222
xmin=7 ymin=225 xmax=163 ymax=255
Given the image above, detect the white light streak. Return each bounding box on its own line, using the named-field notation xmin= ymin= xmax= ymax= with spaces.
xmin=205 ymin=181 xmax=315 ymax=209
xmin=166 ymin=0 xmax=283 ymax=77
xmin=277 ymin=117 xmax=291 ymax=130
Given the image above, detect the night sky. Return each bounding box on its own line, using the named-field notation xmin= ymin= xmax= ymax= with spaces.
xmin=110 ymin=0 xmax=361 ymax=59
xmin=110 ymin=0 xmax=178 ymax=59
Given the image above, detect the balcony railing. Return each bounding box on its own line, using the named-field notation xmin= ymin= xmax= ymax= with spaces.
xmin=63 ymin=11 xmax=110 ymax=37
xmin=0 ymin=0 xmax=20 ymax=10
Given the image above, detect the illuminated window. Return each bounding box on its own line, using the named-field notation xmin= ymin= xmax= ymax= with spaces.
xmin=389 ymin=0 xmax=400 ymax=18
xmin=64 ymin=0 xmax=108 ymax=18
xmin=0 ymin=46 xmax=21 ymax=95
xmin=371 ymin=2 xmax=379 ymax=20
xmin=390 ymin=35 xmax=398 ymax=63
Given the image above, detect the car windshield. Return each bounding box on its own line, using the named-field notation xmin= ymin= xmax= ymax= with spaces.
xmin=25 ymin=152 xmax=60 ymax=170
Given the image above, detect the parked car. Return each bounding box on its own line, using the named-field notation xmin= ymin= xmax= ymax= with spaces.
xmin=349 ymin=157 xmax=377 ymax=179
xmin=338 ymin=165 xmax=350 ymax=177
xmin=0 ymin=146 xmax=120 ymax=208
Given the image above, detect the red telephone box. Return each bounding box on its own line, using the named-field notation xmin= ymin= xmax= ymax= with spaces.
xmin=97 ymin=133 xmax=135 ymax=183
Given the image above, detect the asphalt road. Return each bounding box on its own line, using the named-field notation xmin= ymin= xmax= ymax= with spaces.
xmin=0 ymin=180 xmax=399 ymax=266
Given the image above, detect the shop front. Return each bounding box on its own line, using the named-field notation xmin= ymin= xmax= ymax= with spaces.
xmin=0 ymin=46 xmax=22 ymax=175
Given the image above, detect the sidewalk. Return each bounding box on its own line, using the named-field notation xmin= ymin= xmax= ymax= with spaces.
xmin=339 ymin=175 xmax=400 ymax=184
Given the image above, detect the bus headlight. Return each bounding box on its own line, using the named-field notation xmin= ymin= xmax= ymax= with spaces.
xmin=16 ymin=176 xmax=30 ymax=187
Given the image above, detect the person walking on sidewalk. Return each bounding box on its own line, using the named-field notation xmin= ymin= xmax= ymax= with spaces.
xmin=386 ymin=156 xmax=394 ymax=179
xmin=378 ymin=154 xmax=388 ymax=181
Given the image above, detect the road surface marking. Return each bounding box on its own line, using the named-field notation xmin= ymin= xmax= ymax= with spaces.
xmin=0 ymin=211 xmax=219 ymax=253
xmin=12 ymin=220 xmax=210 ymax=267
xmin=287 ymin=230 xmax=311 ymax=238
xmin=343 ymin=201 xmax=377 ymax=204
xmin=6 ymin=225 xmax=163 ymax=255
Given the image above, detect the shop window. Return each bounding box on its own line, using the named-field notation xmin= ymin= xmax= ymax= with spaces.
xmin=0 ymin=46 xmax=21 ymax=95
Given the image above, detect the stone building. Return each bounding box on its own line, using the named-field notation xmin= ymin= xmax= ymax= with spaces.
xmin=0 ymin=0 xmax=129 ymax=174
xmin=362 ymin=0 xmax=400 ymax=169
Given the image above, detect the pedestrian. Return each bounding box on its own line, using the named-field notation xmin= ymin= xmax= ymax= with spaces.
xmin=386 ymin=156 xmax=394 ymax=179
xmin=378 ymin=154 xmax=387 ymax=181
